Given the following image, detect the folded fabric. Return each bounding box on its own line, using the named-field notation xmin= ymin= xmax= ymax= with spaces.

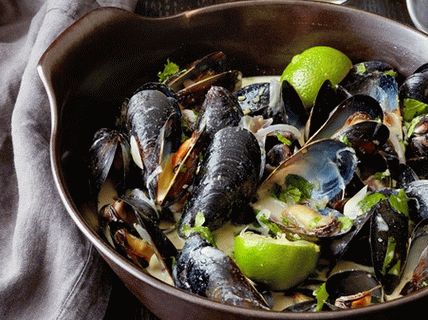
xmin=0 ymin=1 xmax=137 ymax=319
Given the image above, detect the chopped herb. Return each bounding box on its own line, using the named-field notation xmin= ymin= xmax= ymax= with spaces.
xmin=278 ymin=186 xmax=301 ymax=204
xmin=157 ymin=58 xmax=180 ymax=82
xmin=382 ymin=236 xmax=396 ymax=275
xmin=275 ymin=132 xmax=292 ymax=146
xmin=182 ymin=212 xmax=216 ymax=245
xmin=338 ymin=135 xmax=351 ymax=146
xmin=313 ymin=283 xmax=329 ymax=312
xmin=372 ymin=169 xmax=391 ymax=181
xmin=281 ymin=216 xmax=290 ymax=226
xmin=358 ymin=192 xmax=387 ymax=213
xmin=257 ymin=211 xmax=282 ymax=236
xmin=389 ymin=189 xmax=409 ymax=217
xmin=337 ymin=216 xmax=353 ymax=232
xmin=402 ymin=98 xmax=428 ymax=122
xmin=405 ymin=115 xmax=423 ymax=138
xmin=277 ymin=174 xmax=313 ymax=204
xmin=384 ymin=70 xmax=398 ymax=77
xmin=309 ymin=216 xmax=322 ymax=229
xmin=355 ymin=63 xmax=367 ymax=75
xmin=179 ymin=163 xmax=188 ymax=174
xmin=388 ymin=259 xmax=401 ymax=276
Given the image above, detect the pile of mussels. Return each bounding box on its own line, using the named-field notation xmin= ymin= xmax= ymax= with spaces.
xmin=89 ymin=51 xmax=428 ymax=312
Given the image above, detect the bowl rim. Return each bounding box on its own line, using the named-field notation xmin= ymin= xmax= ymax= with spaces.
xmin=38 ymin=0 xmax=428 ymax=318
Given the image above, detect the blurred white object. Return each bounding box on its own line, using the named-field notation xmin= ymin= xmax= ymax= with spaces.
xmin=310 ymin=0 xmax=348 ymax=3
xmin=407 ymin=0 xmax=428 ymax=34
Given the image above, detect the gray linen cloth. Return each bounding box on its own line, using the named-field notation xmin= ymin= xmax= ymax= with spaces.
xmin=0 ymin=1 xmax=137 ymax=319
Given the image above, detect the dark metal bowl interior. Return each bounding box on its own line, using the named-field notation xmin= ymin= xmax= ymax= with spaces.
xmin=38 ymin=1 xmax=428 ymax=319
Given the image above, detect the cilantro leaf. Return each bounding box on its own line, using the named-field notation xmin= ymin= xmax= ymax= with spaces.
xmin=158 ymin=58 xmax=180 ymax=82
xmin=389 ymin=189 xmax=409 ymax=217
xmin=402 ymin=98 xmax=428 ymax=122
xmin=358 ymin=192 xmax=387 ymax=213
xmin=313 ymin=283 xmax=329 ymax=312
xmin=182 ymin=212 xmax=216 ymax=245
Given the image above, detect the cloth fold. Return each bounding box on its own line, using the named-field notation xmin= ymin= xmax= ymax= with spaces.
xmin=0 ymin=1 xmax=137 ymax=319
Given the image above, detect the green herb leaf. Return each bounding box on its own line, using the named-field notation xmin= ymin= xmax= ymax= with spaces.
xmin=403 ymin=98 xmax=428 ymax=122
xmin=275 ymin=132 xmax=292 ymax=146
xmin=157 ymin=58 xmax=180 ymax=82
xmin=372 ymin=170 xmax=391 ymax=181
xmin=384 ymin=70 xmax=397 ymax=77
xmin=355 ymin=63 xmax=367 ymax=75
xmin=257 ymin=211 xmax=282 ymax=236
xmin=278 ymin=186 xmax=302 ymax=204
xmin=405 ymin=115 xmax=424 ymax=138
xmin=337 ymin=216 xmax=353 ymax=232
xmin=182 ymin=212 xmax=216 ymax=245
xmin=389 ymin=189 xmax=409 ymax=217
xmin=313 ymin=283 xmax=329 ymax=312
xmin=382 ymin=236 xmax=396 ymax=275
xmin=286 ymin=174 xmax=313 ymax=201
xmin=308 ymin=216 xmax=322 ymax=229
xmin=358 ymin=192 xmax=387 ymax=213
xmin=338 ymin=135 xmax=351 ymax=146
xmin=388 ymin=259 xmax=401 ymax=276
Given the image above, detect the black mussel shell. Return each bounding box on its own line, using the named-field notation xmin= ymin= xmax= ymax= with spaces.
xmin=325 ymin=270 xmax=384 ymax=309
xmin=333 ymin=121 xmax=390 ymax=156
xmin=88 ymin=128 xmax=130 ymax=194
xmin=235 ymin=82 xmax=270 ymax=116
xmin=307 ymin=95 xmax=383 ymax=143
xmin=283 ymin=300 xmax=319 ymax=312
xmin=396 ymin=164 xmax=419 ymax=188
xmin=165 ymin=51 xmax=227 ymax=92
xmin=178 ymin=127 xmax=261 ymax=235
xmin=341 ymin=61 xmax=399 ymax=112
xmin=414 ymin=63 xmax=428 ymax=74
xmin=196 ymin=86 xmax=243 ymax=142
xmin=134 ymin=82 xmax=176 ymax=98
xmin=406 ymin=180 xmax=428 ymax=223
xmin=370 ymin=199 xmax=409 ymax=294
xmin=127 ymin=84 xmax=182 ymax=200
xmin=399 ymin=70 xmax=428 ymax=105
xmin=177 ymin=70 xmax=242 ymax=109
xmin=281 ymin=80 xmax=308 ymax=130
xmin=307 ymin=80 xmax=350 ymax=139
xmin=173 ymin=234 xmax=268 ymax=309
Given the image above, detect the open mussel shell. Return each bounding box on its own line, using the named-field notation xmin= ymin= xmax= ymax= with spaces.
xmin=257 ymin=139 xmax=357 ymax=204
xmin=406 ymin=114 xmax=428 ymax=159
xmin=405 ymin=180 xmax=428 ymax=223
xmin=101 ymin=189 xmax=177 ymax=278
xmin=306 ymin=95 xmax=383 ymax=144
xmin=127 ymin=83 xmax=182 ymax=201
xmin=88 ymin=128 xmax=131 ymax=194
xmin=177 ymin=70 xmax=242 ymax=109
xmin=173 ymin=234 xmax=269 ymax=310
xmin=332 ymin=120 xmax=390 ymax=155
xmin=399 ymin=219 xmax=428 ymax=295
xmin=306 ymin=80 xmax=350 ymax=140
xmin=253 ymin=139 xmax=357 ymax=240
xmin=165 ymin=51 xmax=227 ymax=92
xmin=341 ymin=61 xmax=399 ymax=112
xmin=325 ymin=270 xmax=384 ymax=309
xmin=370 ymin=199 xmax=409 ymax=294
xmin=178 ymin=127 xmax=261 ymax=235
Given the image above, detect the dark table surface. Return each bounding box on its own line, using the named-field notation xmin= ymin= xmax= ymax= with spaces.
xmin=103 ymin=1 xmax=417 ymax=319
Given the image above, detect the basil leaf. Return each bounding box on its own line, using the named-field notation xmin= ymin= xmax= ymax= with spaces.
xmin=403 ymin=98 xmax=428 ymax=122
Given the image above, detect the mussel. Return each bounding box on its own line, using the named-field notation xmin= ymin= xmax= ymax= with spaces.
xmin=88 ymin=128 xmax=131 ymax=194
xmin=173 ymin=234 xmax=269 ymax=309
xmin=178 ymin=127 xmax=261 ymax=235
xmin=253 ymin=139 xmax=357 ymax=240
xmin=127 ymin=83 xmax=182 ymax=201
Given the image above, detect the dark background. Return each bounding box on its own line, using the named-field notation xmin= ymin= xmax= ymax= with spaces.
xmin=103 ymin=1 xmax=415 ymax=319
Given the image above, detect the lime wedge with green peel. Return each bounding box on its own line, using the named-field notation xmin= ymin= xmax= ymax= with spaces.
xmin=234 ymin=232 xmax=320 ymax=290
xmin=280 ymin=46 xmax=352 ymax=109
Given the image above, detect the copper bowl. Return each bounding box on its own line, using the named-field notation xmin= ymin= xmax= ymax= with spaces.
xmin=38 ymin=1 xmax=428 ymax=319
